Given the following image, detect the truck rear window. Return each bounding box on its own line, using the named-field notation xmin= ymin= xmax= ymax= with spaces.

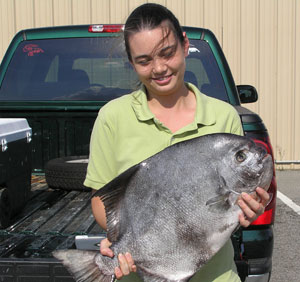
xmin=0 ymin=37 xmax=228 ymax=102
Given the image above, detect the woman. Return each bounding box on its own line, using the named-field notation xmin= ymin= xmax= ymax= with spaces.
xmin=84 ymin=3 xmax=269 ymax=281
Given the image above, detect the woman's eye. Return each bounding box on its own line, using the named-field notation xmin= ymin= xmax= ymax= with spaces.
xmin=161 ymin=48 xmax=176 ymax=58
xmin=137 ymin=60 xmax=150 ymax=66
xmin=163 ymin=50 xmax=174 ymax=58
xmin=236 ymin=151 xmax=247 ymax=162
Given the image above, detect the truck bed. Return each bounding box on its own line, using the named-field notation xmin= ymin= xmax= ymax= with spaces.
xmin=0 ymin=176 xmax=104 ymax=281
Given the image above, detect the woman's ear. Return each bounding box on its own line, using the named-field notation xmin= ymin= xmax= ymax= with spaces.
xmin=182 ymin=32 xmax=190 ymax=57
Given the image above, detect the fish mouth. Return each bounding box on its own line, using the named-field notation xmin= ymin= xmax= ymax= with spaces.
xmin=228 ymin=189 xmax=241 ymax=196
xmin=258 ymin=154 xmax=273 ymax=190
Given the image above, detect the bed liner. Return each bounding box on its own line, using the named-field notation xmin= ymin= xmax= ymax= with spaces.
xmin=0 ymin=176 xmax=105 ymax=281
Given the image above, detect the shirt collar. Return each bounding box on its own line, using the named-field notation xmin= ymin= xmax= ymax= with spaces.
xmin=131 ymin=85 xmax=154 ymax=121
xmin=188 ymin=83 xmax=216 ymax=126
xmin=131 ymin=83 xmax=216 ymax=126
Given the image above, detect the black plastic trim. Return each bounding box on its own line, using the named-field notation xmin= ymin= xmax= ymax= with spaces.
xmin=234 ymin=106 xmax=262 ymax=123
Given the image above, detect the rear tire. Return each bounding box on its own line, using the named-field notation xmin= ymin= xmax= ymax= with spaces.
xmin=45 ymin=156 xmax=90 ymax=191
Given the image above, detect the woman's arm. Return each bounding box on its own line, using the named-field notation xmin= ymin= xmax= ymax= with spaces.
xmin=91 ymin=190 xmax=137 ymax=279
xmin=91 ymin=190 xmax=107 ymax=230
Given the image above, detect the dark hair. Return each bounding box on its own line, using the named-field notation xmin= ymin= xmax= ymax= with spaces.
xmin=124 ymin=3 xmax=184 ymax=62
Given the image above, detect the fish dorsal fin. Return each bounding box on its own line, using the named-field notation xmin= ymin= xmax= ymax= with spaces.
xmin=93 ymin=164 xmax=140 ymax=242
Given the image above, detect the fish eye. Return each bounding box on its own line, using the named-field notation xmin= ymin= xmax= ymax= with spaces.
xmin=235 ymin=151 xmax=247 ymax=162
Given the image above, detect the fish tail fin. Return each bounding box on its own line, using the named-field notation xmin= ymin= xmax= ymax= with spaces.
xmin=53 ymin=250 xmax=114 ymax=282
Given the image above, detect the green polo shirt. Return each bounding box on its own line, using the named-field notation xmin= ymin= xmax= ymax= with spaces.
xmin=84 ymin=83 xmax=243 ymax=282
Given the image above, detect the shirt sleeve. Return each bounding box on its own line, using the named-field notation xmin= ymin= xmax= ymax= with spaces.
xmin=84 ymin=107 xmax=117 ymax=190
xmin=230 ymin=108 xmax=244 ymax=137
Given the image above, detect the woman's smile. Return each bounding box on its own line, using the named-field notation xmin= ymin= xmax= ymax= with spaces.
xmin=152 ymin=74 xmax=173 ymax=85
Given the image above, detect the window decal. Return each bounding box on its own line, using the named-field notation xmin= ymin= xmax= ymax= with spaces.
xmin=23 ymin=44 xmax=44 ymax=56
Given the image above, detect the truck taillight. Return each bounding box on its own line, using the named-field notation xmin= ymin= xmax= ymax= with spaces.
xmin=251 ymin=136 xmax=277 ymax=225
xmin=88 ymin=24 xmax=124 ymax=33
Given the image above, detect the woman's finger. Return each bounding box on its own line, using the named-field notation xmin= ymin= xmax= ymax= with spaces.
xmin=100 ymin=238 xmax=114 ymax=257
xmin=238 ymin=190 xmax=267 ymax=227
xmin=238 ymin=198 xmax=257 ymax=226
xmin=114 ymin=267 xmax=123 ymax=280
xmin=118 ymin=254 xmax=130 ymax=276
xmin=241 ymin=192 xmax=265 ymax=216
xmin=256 ymin=187 xmax=270 ymax=207
xmin=125 ymin=252 xmax=137 ymax=272
xmin=238 ymin=212 xmax=251 ymax=227
xmin=114 ymin=252 xmax=137 ymax=279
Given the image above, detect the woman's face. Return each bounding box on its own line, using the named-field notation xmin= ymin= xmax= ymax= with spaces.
xmin=128 ymin=25 xmax=189 ymax=98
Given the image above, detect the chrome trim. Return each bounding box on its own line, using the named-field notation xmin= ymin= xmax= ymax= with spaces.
xmin=245 ymin=273 xmax=270 ymax=282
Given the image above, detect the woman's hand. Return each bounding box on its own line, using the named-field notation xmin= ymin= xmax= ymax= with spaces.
xmin=100 ymin=238 xmax=137 ymax=279
xmin=238 ymin=187 xmax=270 ymax=227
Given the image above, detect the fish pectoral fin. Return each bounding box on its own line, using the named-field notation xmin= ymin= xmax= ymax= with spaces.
xmin=206 ymin=191 xmax=234 ymax=213
xmin=206 ymin=195 xmax=227 ymax=206
xmin=206 ymin=174 xmax=238 ymax=208
xmin=206 ymin=192 xmax=238 ymax=209
xmin=93 ymin=164 xmax=140 ymax=242
xmin=227 ymin=192 xmax=238 ymax=206
xmin=218 ymin=175 xmax=230 ymax=195
xmin=206 ymin=174 xmax=230 ymax=206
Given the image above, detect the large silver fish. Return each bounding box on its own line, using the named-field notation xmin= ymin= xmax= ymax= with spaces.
xmin=53 ymin=133 xmax=273 ymax=282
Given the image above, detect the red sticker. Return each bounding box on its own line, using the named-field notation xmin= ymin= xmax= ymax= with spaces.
xmin=23 ymin=44 xmax=44 ymax=56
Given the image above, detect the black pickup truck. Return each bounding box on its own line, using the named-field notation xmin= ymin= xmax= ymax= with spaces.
xmin=0 ymin=25 xmax=276 ymax=282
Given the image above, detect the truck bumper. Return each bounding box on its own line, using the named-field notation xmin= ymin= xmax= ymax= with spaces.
xmin=245 ymin=273 xmax=270 ymax=282
xmin=236 ymin=257 xmax=272 ymax=282
xmin=233 ymin=226 xmax=273 ymax=282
